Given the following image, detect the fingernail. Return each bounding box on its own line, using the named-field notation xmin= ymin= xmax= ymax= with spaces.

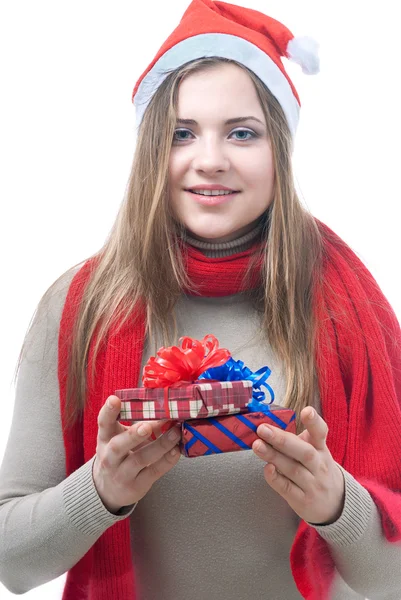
xmin=308 ymin=408 xmax=315 ymax=420
xmin=107 ymin=398 xmax=115 ymax=409
xmin=262 ymin=424 xmax=273 ymax=438
xmin=138 ymin=424 xmax=150 ymax=436
xmin=255 ymin=440 xmax=266 ymax=454
xmin=168 ymin=428 xmax=180 ymax=441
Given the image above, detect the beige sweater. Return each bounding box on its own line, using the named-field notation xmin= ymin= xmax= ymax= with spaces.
xmin=1 ymin=231 xmax=401 ymax=599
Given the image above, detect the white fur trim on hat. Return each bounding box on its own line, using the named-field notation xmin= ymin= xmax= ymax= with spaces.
xmin=287 ymin=36 xmax=320 ymax=75
xmin=134 ymin=33 xmax=300 ymax=138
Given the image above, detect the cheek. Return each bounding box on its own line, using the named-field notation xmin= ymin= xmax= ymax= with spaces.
xmin=240 ymin=147 xmax=274 ymax=182
xmin=168 ymin=157 xmax=178 ymax=187
xmin=168 ymin=150 xmax=188 ymax=185
xmin=243 ymin=164 xmax=274 ymax=202
xmin=168 ymin=158 xmax=186 ymax=217
xmin=259 ymin=162 xmax=275 ymax=193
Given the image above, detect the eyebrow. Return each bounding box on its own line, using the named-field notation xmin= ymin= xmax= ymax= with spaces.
xmin=176 ymin=116 xmax=265 ymax=126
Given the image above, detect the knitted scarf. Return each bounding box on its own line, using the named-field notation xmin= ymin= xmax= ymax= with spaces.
xmin=58 ymin=222 xmax=401 ymax=600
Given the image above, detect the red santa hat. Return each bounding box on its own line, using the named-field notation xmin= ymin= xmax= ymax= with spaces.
xmin=132 ymin=0 xmax=319 ymax=137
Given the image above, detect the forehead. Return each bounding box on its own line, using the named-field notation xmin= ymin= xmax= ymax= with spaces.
xmin=176 ymin=63 xmax=264 ymax=120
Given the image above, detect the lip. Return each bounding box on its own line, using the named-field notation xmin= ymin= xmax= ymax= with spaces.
xmin=185 ymin=184 xmax=238 ymax=191
xmin=185 ymin=189 xmax=239 ymax=206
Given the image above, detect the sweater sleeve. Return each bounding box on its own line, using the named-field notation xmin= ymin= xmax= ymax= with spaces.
xmin=0 ymin=269 xmax=136 ymax=595
xmin=309 ymin=466 xmax=401 ymax=599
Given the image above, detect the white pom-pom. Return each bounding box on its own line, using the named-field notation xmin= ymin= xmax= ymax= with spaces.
xmin=286 ymin=36 xmax=320 ymax=75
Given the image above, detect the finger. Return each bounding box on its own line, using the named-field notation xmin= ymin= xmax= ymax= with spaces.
xmin=97 ymin=396 xmax=124 ymax=442
xmin=263 ymin=463 xmax=305 ymax=506
xmin=123 ymin=425 xmax=182 ymax=472
xmin=257 ymin=424 xmax=320 ymax=475
xmin=253 ymin=440 xmax=314 ymax=490
xmin=130 ymin=419 xmax=176 ymax=444
xmin=134 ymin=419 xmax=175 ymax=451
xmin=297 ymin=428 xmax=311 ymax=443
xmin=300 ymin=407 xmax=328 ymax=451
xmin=133 ymin=446 xmax=181 ymax=497
xmin=149 ymin=419 xmax=178 ymax=441
xmin=102 ymin=421 xmax=180 ymax=469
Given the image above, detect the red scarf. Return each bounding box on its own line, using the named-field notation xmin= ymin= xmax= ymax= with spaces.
xmin=58 ymin=222 xmax=401 ymax=599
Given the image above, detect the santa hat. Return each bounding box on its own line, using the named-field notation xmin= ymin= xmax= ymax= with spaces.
xmin=132 ymin=0 xmax=319 ymax=137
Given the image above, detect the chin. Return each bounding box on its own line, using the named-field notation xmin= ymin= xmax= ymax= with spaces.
xmin=184 ymin=215 xmax=261 ymax=243
xmin=186 ymin=225 xmax=239 ymax=243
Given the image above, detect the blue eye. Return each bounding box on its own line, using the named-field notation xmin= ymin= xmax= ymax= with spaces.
xmin=173 ymin=129 xmax=193 ymax=141
xmin=172 ymin=127 xmax=257 ymax=143
xmin=230 ymin=129 xmax=256 ymax=141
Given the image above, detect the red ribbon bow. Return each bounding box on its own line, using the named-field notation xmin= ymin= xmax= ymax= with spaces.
xmin=143 ymin=334 xmax=231 ymax=388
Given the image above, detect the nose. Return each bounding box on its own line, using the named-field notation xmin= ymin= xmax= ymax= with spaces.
xmin=191 ymin=137 xmax=230 ymax=174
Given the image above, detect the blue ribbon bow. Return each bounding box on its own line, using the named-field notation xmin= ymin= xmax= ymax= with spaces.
xmin=200 ymin=356 xmax=275 ymax=414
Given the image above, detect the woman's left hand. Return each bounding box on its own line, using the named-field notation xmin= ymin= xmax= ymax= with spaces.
xmin=252 ymin=407 xmax=345 ymax=525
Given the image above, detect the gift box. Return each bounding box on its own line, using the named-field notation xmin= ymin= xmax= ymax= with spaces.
xmin=180 ymin=405 xmax=296 ymax=457
xmin=115 ymin=379 xmax=253 ymax=421
xmin=115 ymin=334 xmax=296 ymax=457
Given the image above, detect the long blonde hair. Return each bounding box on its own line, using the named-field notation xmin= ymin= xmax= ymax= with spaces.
xmin=14 ymin=57 xmax=326 ymax=428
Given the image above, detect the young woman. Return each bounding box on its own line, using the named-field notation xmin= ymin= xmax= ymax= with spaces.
xmin=1 ymin=1 xmax=401 ymax=599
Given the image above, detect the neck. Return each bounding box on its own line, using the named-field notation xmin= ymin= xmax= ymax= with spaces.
xmin=183 ymin=220 xmax=265 ymax=258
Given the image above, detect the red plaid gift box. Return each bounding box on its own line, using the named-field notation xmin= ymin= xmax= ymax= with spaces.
xmin=180 ymin=405 xmax=296 ymax=457
xmin=115 ymin=380 xmax=253 ymax=421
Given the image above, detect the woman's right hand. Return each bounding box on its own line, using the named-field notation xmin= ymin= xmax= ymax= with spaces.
xmin=93 ymin=395 xmax=182 ymax=514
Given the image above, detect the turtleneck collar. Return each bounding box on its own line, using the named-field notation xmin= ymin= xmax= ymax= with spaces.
xmin=183 ymin=219 xmax=265 ymax=258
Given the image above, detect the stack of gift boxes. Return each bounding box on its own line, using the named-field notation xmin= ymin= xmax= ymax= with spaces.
xmin=116 ymin=335 xmax=296 ymax=457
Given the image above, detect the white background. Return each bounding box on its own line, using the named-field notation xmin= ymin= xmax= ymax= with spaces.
xmin=1 ymin=1 xmax=400 ymax=597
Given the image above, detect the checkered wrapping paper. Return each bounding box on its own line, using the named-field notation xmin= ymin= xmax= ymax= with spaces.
xmin=180 ymin=406 xmax=296 ymax=457
xmin=116 ymin=380 xmax=253 ymax=421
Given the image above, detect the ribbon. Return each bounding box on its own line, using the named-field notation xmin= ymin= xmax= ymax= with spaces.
xmin=150 ymin=378 xmax=220 ymax=440
xmin=200 ymin=356 xmax=275 ymax=405
xmin=161 ymin=378 xmax=219 ymax=419
xmin=142 ymin=336 xmax=276 ymax=439
xmin=143 ymin=334 xmax=231 ymax=388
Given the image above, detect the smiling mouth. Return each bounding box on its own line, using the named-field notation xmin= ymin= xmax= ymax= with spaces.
xmin=185 ymin=189 xmax=239 ymax=196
